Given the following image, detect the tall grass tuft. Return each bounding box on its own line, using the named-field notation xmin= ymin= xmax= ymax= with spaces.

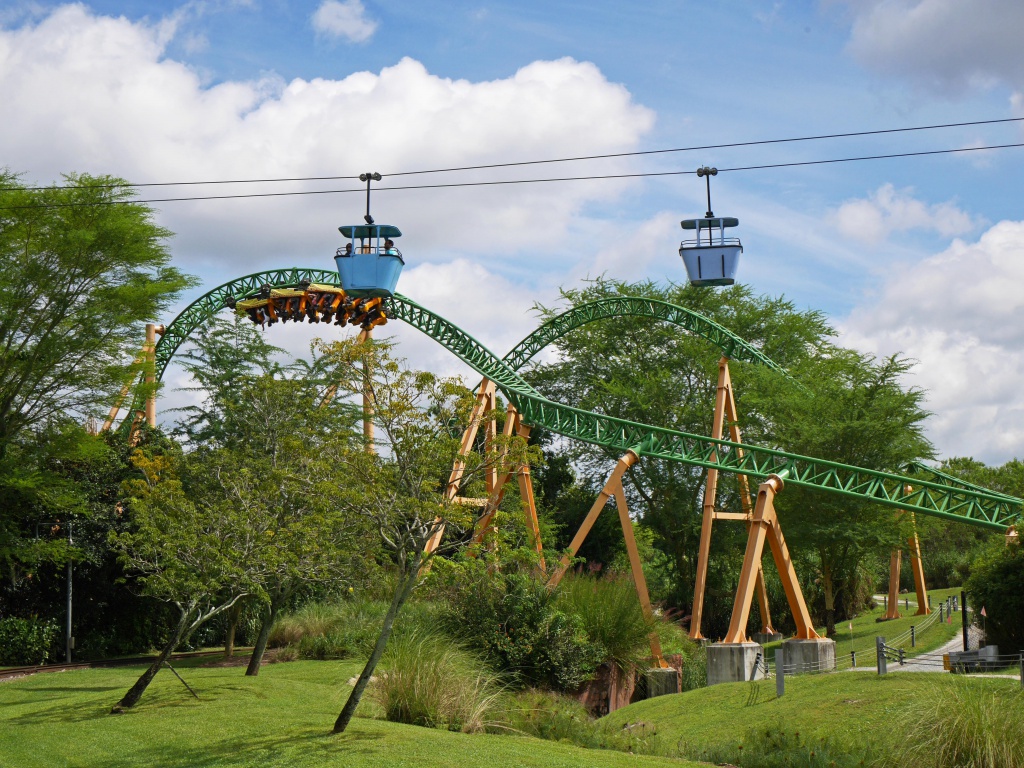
xmin=371 ymin=631 xmax=502 ymax=733
xmin=268 ymin=599 xmax=443 ymax=660
xmin=880 ymin=680 xmax=1024 ymax=768
xmin=556 ymin=574 xmax=654 ymax=672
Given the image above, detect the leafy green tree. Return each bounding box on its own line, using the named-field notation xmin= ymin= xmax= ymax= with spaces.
xmin=966 ymin=541 xmax=1024 ymax=652
xmin=320 ymin=337 xmax=536 ymax=735
xmin=526 ymin=278 xmax=831 ymax=634
xmin=0 ymin=171 xmax=194 ymax=583
xmin=172 ymin=316 xmax=368 ymax=674
xmin=0 ymin=172 xmax=194 ymax=452
xmin=111 ymin=445 xmax=258 ymax=710
xmin=745 ymin=350 xmax=933 ymax=635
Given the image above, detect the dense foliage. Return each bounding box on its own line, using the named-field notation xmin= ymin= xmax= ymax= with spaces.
xmin=965 ymin=542 xmax=1024 ymax=652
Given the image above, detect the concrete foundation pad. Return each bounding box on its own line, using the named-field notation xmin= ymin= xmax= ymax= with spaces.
xmin=645 ymin=667 xmax=680 ymax=698
xmin=706 ymin=642 xmax=765 ymax=686
xmin=752 ymin=631 xmax=784 ymax=644
xmin=781 ymin=638 xmax=836 ymax=674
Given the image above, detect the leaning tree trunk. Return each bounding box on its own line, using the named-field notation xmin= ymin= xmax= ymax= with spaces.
xmin=333 ymin=551 xmax=422 ymax=734
xmin=112 ymin=609 xmax=193 ymax=712
xmin=245 ymin=599 xmax=280 ymax=677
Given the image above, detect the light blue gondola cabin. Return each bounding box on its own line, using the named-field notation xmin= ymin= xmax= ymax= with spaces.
xmin=679 ymin=217 xmax=742 ymax=287
xmin=335 ymin=224 xmax=404 ymax=297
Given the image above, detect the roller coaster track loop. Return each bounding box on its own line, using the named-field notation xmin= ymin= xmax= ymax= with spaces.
xmin=139 ymin=269 xmax=1022 ymax=532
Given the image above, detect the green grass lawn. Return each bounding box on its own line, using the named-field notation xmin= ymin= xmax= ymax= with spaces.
xmin=760 ymin=586 xmax=964 ymax=666
xmin=602 ymin=670 xmax=1020 ymax=761
xmin=0 ymin=659 xmax=700 ymax=768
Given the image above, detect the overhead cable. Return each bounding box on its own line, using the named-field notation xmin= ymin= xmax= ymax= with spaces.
xmin=1 ymin=141 xmax=1022 ymax=210
xmin=4 ymin=116 xmax=1023 ymax=192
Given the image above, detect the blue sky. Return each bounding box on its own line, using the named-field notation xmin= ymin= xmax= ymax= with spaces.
xmin=2 ymin=0 xmax=1023 ymax=462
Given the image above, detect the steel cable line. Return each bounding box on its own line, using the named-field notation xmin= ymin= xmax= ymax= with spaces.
xmin=3 ymin=116 xmax=1024 ymax=193
xmin=2 ymin=141 xmax=1023 ymax=210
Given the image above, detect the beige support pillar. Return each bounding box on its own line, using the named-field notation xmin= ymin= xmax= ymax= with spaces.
xmin=515 ymin=420 xmax=545 ymax=570
xmin=907 ymin=520 xmax=930 ymax=616
xmin=723 ymin=474 xmax=819 ymax=644
xmin=144 ymin=323 xmax=159 ymax=428
xmin=690 ymin=357 xmax=773 ymax=639
xmin=1008 ymin=526 xmax=1019 ymax=546
xmin=548 ymin=451 xmax=666 ymax=668
xmin=357 ymin=327 xmax=374 ymax=452
xmin=882 ymin=549 xmax=903 ymax=620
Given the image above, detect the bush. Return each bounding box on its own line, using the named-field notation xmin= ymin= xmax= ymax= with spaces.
xmin=680 ymin=724 xmax=870 ymax=768
xmin=268 ymin=598 xmax=443 ymax=660
xmin=442 ymin=565 xmax=603 ymax=692
xmin=371 ymin=631 xmax=500 ymax=733
xmin=965 ymin=543 xmax=1024 ymax=652
xmin=879 ymin=681 xmax=1024 ymax=768
xmin=556 ymin=574 xmax=653 ymax=672
xmin=0 ymin=617 xmax=61 ymax=665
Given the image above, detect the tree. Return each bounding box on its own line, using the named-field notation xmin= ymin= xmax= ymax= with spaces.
xmin=172 ymin=316 xmax=370 ymax=674
xmin=0 ymin=171 xmax=194 ymax=583
xmin=965 ymin=541 xmax=1024 ymax=652
xmin=320 ymin=337 xmax=536 ymax=734
xmin=0 ymin=172 xmax=194 ymax=453
xmin=526 ymin=278 xmax=832 ymax=634
xmin=744 ymin=350 xmax=933 ymax=635
xmin=110 ymin=445 xmax=257 ymax=710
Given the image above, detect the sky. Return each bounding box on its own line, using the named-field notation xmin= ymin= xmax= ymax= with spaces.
xmin=2 ymin=0 xmax=1023 ymax=464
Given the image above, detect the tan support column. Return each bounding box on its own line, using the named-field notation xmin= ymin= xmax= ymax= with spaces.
xmin=514 ymin=420 xmax=545 ymax=571
xmin=465 ymin=404 xmax=521 ymax=552
xmin=690 ymin=360 xmax=730 ymax=638
xmin=690 ymin=357 xmax=771 ymax=639
xmin=144 ymin=319 xmax=157 ymax=428
xmin=907 ymin=513 xmax=930 ymax=616
xmin=724 ymin=474 xmax=818 ymax=643
xmin=549 ymin=451 xmax=639 ymax=588
xmin=357 ymin=328 xmax=374 ymax=452
xmin=882 ymin=549 xmax=902 ymax=620
xmin=1008 ymin=526 xmax=1019 ymax=546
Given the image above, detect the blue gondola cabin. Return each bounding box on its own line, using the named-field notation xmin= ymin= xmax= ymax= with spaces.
xmin=335 ymin=224 xmax=404 ymax=297
xmin=679 ymin=217 xmax=742 ymax=287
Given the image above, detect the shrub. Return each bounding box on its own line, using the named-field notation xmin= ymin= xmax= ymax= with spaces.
xmin=443 ymin=566 xmax=603 ymax=692
xmin=556 ymin=574 xmax=653 ymax=672
xmin=0 ymin=617 xmax=61 ymax=665
xmin=371 ymin=631 xmax=501 ymax=733
xmin=965 ymin=542 xmax=1024 ymax=652
xmin=879 ymin=681 xmax=1024 ymax=768
xmin=268 ymin=598 xmax=443 ymax=660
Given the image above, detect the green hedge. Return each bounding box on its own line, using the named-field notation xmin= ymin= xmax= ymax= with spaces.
xmin=0 ymin=617 xmax=61 ymax=665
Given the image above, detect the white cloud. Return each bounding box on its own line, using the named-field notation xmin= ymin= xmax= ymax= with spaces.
xmin=0 ymin=5 xmax=653 ymax=269
xmin=312 ymin=0 xmax=378 ymax=43
xmin=830 ymin=184 xmax=977 ymax=245
xmin=842 ymin=0 xmax=1024 ymax=97
xmin=0 ymin=5 xmax=656 ymax=425
xmin=840 ymin=220 xmax=1024 ymax=463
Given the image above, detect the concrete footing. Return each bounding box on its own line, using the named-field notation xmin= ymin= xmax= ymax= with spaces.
xmin=706 ymin=642 xmax=765 ymax=686
xmin=781 ymin=638 xmax=836 ymax=674
xmin=645 ymin=667 xmax=681 ymax=698
xmin=752 ymin=631 xmax=784 ymax=644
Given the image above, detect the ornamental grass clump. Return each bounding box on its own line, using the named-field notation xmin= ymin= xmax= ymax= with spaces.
xmin=556 ymin=574 xmax=654 ymax=673
xmin=370 ymin=631 xmax=501 ymax=733
xmin=880 ymin=681 xmax=1024 ymax=768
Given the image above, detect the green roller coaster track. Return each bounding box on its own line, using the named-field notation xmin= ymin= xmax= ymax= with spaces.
xmin=143 ymin=269 xmax=1022 ymax=533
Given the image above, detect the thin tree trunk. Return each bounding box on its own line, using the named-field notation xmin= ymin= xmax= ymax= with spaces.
xmin=224 ymin=601 xmax=243 ymax=658
xmin=245 ymin=600 xmax=279 ymax=677
xmin=333 ymin=552 xmax=421 ymax=734
xmin=113 ymin=610 xmax=192 ymax=712
xmin=822 ymin=559 xmax=837 ymax=638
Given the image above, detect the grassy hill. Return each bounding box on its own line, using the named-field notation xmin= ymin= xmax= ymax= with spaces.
xmin=0 ymin=658 xmax=699 ymax=768
xmin=602 ymin=671 xmax=1021 ymax=765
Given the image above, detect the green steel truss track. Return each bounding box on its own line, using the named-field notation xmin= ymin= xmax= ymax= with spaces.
xmin=144 ymin=269 xmax=1021 ymax=532
xmin=501 ymin=296 xmax=789 ymax=376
